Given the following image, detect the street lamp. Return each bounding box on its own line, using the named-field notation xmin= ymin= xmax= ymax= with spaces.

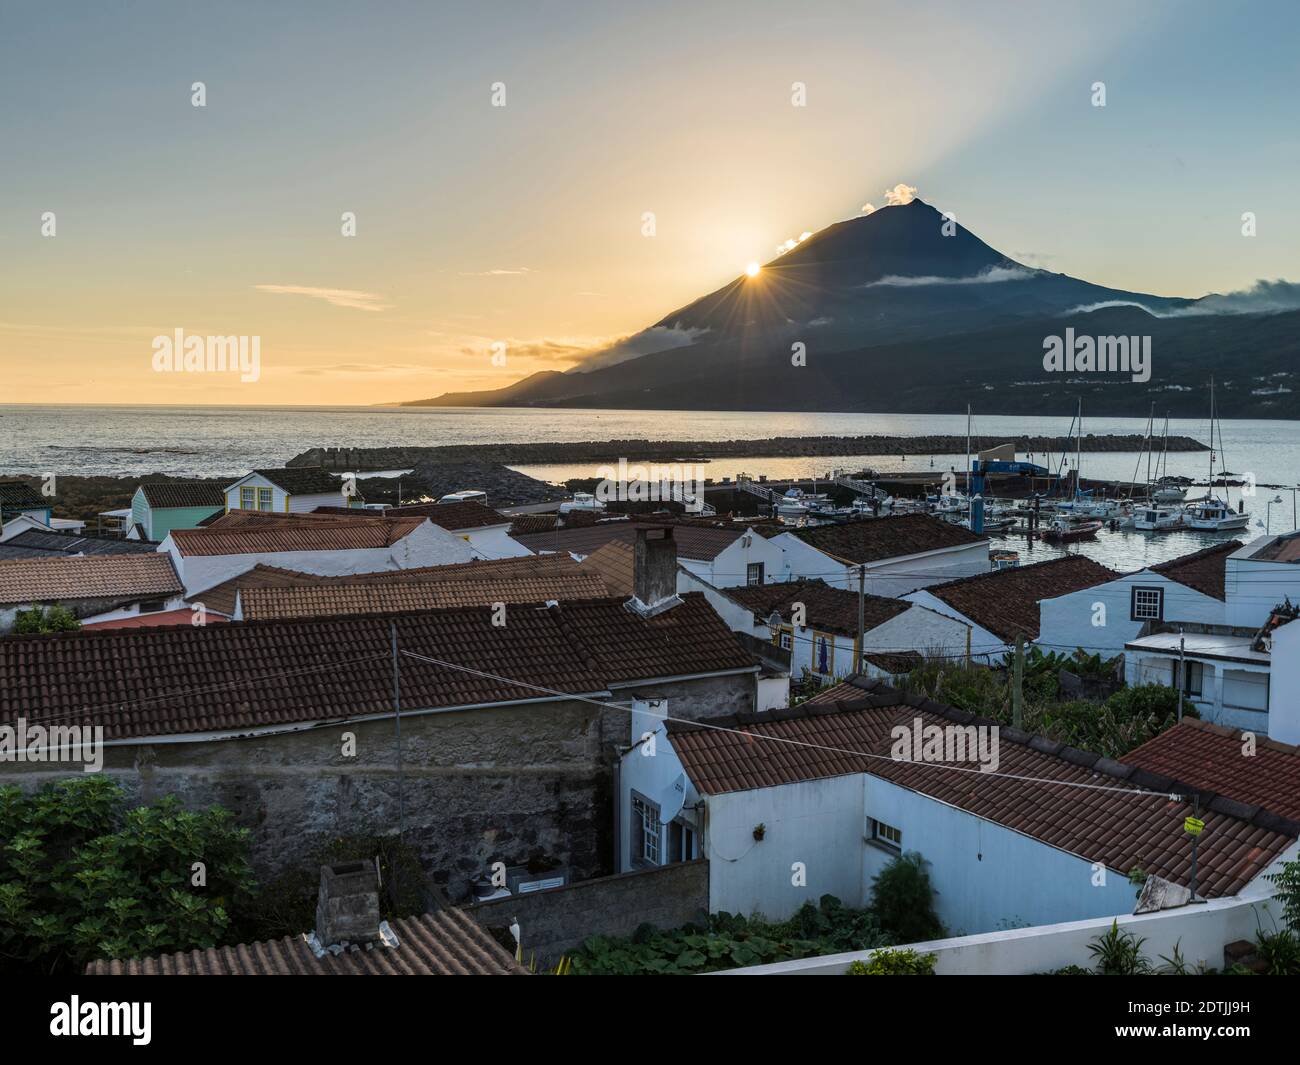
xmin=767 ymin=610 xmax=783 ymax=645
xmin=1266 ymin=494 xmax=1284 ymax=534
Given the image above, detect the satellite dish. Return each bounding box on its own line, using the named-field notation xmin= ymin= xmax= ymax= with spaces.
xmin=658 ymin=773 xmax=687 ymax=824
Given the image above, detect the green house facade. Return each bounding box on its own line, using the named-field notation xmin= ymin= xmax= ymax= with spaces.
xmin=132 ymin=482 xmax=226 ymax=541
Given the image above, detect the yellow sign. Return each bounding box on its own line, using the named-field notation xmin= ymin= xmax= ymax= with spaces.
xmin=1184 ymin=816 xmax=1205 ymax=836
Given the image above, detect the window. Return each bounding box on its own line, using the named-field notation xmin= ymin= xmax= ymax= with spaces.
xmin=239 ymin=486 xmax=255 ymax=510
xmin=1181 ymin=659 xmax=1204 ymax=697
xmin=747 ymin=562 xmax=765 ymax=586
xmin=779 ymin=629 xmax=793 ymax=651
xmin=1131 ymin=586 xmax=1164 ymax=621
xmin=138 ymin=599 xmax=167 ymax=614
xmin=869 ymin=818 xmax=903 ymax=852
xmin=631 ymin=795 xmax=661 ymax=866
xmin=667 ymin=821 xmax=696 ymax=864
xmin=257 ymin=486 xmax=273 ymax=511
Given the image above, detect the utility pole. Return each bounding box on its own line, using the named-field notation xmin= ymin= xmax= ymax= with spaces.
xmin=1177 ymin=629 xmax=1186 ymax=722
xmin=390 ymin=621 xmax=405 ymax=897
xmin=1012 ymin=633 xmax=1025 ymax=729
xmin=857 ymin=564 xmax=866 ymax=674
xmin=1189 ymin=794 xmax=1200 ymax=901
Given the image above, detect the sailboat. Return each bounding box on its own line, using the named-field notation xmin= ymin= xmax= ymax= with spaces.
xmin=1182 ymin=377 xmax=1249 ymax=532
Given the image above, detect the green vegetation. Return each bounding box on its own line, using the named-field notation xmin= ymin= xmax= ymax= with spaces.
xmin=13 ymin=605 xmax=81 ymax=634
xmin=0 ymin=777 xmax=255 ymax=975
xmin=899 ymin=657 xmax=1190 ymax=759
xmin=573 ymin=850 xmax=945 ymax=975
xmin=847 ymin=948 xmax=937 ymax=975
xmin=571 ymin=894 xmax=890 ymax=975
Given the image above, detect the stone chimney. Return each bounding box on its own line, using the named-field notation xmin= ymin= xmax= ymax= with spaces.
xmin=314 ymin=861 xmax=382 ymax=948
xmin=627 ymin=526 xmax=682 ymax=618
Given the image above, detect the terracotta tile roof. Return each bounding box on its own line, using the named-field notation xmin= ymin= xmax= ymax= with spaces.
xmin=667 ymin=679 xmax=1298 ymax=898
xmin=170 ymin=515 xmax=427 ymax=556
xmin=384 ymin=500 xmax=509 ymax=529
xmin=84 ymin=609 xmax=228 ymax=630
xmin=1124 ymin=719 xmax=1300 ymax=822
xmin=244 ymin=466 xmax=345 ymax=495
xmin=1148 ymin=541 xmax=1241 ymax=601
xmin=0 ymin=481 xmax=48 ymax=508
xmin=509 ymin=514 xmax=559 ymax=536
xmin=0 ymin=553 xmax=183 ymax=606
xmin=921 ymin=555 xmax=1119 ymax=642
xmin=86 ymin=907 xmax=523 ymax=975
xmin=721 ymin=579 xmax=910 ymax=638
xmin=512 ymin=521 xmax=743 ymax=562
xmin=577 ymin=540 xmax=635 ymax=597
xmin=138 ymin=481 xmax=227 ymax=509
xmin=1249 ymin=532 xmax=1300 ymax=564
xmin=241 ymin=572 xmax=610 ymax=620
xmin=861 ymin=650 xmax=924 ymax=675
xmin=550 ymin=594 xmax=756 ymax=684
xmin=0 ymin=593 xmax=753 ymax=741
xmin=787 ymin=514 xmax=987 ymax=564
xmin=192 ymin=555 xmax=585 ymax=616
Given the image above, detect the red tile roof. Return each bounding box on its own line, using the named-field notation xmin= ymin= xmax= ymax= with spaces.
xmin=83 ymin=609 xmax=228 ymax=630
xmin=785 ymin=514 xmax=987 ymax=564
xmin=171 ymin=514 xmax=428 ymax=556
xmin=383 ymin=500 xmax=509 ymax=529
xmin=86 ymin=907 xmax=522 ymax=975
xmin=512 ymin=520 xmax=744 ymax=562
xmin=721 ymin=579 xmax=910 ymax=638
xmin=0 ymin=553 xmax=183 ymax=606
xmin=577 ymin=540 xmax=635 ymax=598
xmin=920 ymin=554 xmax=1119 ymax=642
xmin=667 ymin=677 xmax=1297 ymax=898
xmin=1148 ymin=541 xmax=1241 ymax=601
xmin=240 ymin=572 xmax=610 ymax=620
xmin=1 ymin=593 xmax=754 ymax=741
xmin=192 ymin=555 xmax=586 ymax=616
xmin=1124 ymin=719 xmax=1300 ymax=821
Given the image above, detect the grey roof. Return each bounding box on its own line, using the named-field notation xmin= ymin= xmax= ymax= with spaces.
xmin=138 ymin=481 xmax=227 ymax=509
xmin=0 ymin=529 xmax=161 ymax=560
xmin=245 ymin=466 xmax=345 ymax=495
xmin=0 ymin=481 xmax=49 ymax=509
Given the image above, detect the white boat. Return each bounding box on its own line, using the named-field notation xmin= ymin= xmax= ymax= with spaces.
xmin=559 ymin=491 xmax=606 ymax=515
xmin=775 ymin=488 xmax=811 ymax=520
xmin=1134 ymin=506 xmax=1183 ymax=531
xmin=1182 ymin=498 xmax=1249 ymax=531
xmin=1153 ymin=484 xmax=1187 ymax=503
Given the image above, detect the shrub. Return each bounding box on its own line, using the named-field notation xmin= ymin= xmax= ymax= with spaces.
xmin=1266 ymin=857 xmax=1300 ymax=933
xmin=0 ymin=778 xmax=255 ymax=975
xmin=869 ymin=851 xmax=944 ymax=944
xmin=1085 ymin=920 xmax=1152 ymax=975
xmin=13 ymin=606 xmax=80 ymax=634
xmin=847 ymin=947 xmax=937 ymax=974
xmin=1254 ymin=928 xmax=1300 ymax=975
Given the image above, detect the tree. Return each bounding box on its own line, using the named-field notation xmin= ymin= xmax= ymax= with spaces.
xmin=13 ymin=605 xmax=81 ymax=634
xmin=0 ymin=777 xmax=256 ymax=974
xmin=869 ymin=851 xmax=944 ymax=945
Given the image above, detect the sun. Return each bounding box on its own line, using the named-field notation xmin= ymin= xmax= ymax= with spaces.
xmin=745 ymin=262 xmax=761 ymax=277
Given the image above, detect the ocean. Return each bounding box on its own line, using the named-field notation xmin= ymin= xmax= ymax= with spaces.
xmin=3 ymin=404 xmax=1298 ymax=572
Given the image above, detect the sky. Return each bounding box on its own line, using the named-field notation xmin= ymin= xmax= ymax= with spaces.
xmin=2 ymin=0 xmax=1298 ymax=406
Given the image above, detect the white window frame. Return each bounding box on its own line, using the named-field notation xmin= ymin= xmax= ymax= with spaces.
xmin=631 ymin=795 xmax=662 ymax=865
xmin=1132 ymin=586 xmax=1164 ymax=621
xmin=868 ymin=817 xmax=903 ymax=852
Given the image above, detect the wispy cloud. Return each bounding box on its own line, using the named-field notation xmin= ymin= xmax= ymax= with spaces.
xmin=254 ymin=285 xmax=392 ymax=311
xmin=865 ymin=266 xmax=1034 ymax=287
xmin=1067 ymin=278 xmax=1300 ymax=318
xmin=458 ymin=267 xmax=533 ymax=277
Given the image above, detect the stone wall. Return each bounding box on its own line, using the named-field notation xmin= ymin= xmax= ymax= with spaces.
xmin=3 ymin=673 xmax=752 ymax=902
xmin=470 ymin=860 xmax=710 ymax=965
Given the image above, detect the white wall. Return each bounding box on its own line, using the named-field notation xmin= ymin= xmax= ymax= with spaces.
xmin=619 ymin=700 xmax=701 ymax=873
xmin=223 ymin=474 xmax=345 ymax=514
xmin=862 ymin=775 xmax=1138 ymax=937
xmin=461 ymin=525 xmax=533 ymax=559
xmin=903 ymin=588 xmax=1007 ymax=662
xmin=1226 ymin=536 xmax=1300 ymax=628
xmin=772 ymin=534 xmax=989 ymax=597
xmin=163 ymin=520 xmax=480 ymax=595
xmin=685 ymin=529 xmax=787 ymax=589
xmin=1269 ymin=620 xmax=1300 ymax=744
xmin=1040 ymin=572 xmax=1225 ymax=658
xmin=706 ymin=776 xmax=867 ymax=919
xmin=1125 ymin=649 xmax=1270 ymax=732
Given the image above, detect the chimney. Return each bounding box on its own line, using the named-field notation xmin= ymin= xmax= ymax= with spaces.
xmin=314 ymin=861 xmax=382 ymax=948
xmin=627 ymin=526 xmax=682 ymax=618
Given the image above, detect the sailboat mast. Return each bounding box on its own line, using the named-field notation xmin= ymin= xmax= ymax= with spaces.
xmin=1208 ymin=376 xmax=1216 ymax=494
xmin=1076 ymin=397 xmax=1082 ymax=497
xmin=965 ymin=403 xmax=971 ymax=497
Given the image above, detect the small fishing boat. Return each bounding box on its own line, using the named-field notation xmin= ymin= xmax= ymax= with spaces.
xmin=1039 ymin=517 xmax=1103 ymax=542
xmin=1134 ymin=506 xmax=1182 ymax=531
xmin=775 ymin=488 xmax=811 ymax=521
xmin=990 ymin=549 xmax=1021 ymax=570
xmin=1182 ymin=497 xmax=1250 ymax=531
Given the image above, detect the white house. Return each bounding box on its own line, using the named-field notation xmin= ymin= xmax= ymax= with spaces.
xmin=697 ymin=578 xmax=970 ymax=683
xmin=224 ymin=467 xmax=358 ymax=514
xmin=904 ymin=555 xmax=1119 ymax=662
xmin=1225 ymin=531 xmax=1300 ymax=627
xmin=768 ymin=514 xmax=989 ymax=596
xmin=1125 ymin=629 xmax=1272 ymax=733
xmin=1038 ymin=541 xmax=1238 ymax=657
xmin=0 ymin=553 xmax=186 ymax=632
xmin=381 ymin=500 xmax=532 ymax=559
xmin=512 ymin=519 xmax=786 ymax=589
xmin=618 ymin=677 xmax=1298 ymax=932
xmin=161 ymin=513 xmax=480 ymax=596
